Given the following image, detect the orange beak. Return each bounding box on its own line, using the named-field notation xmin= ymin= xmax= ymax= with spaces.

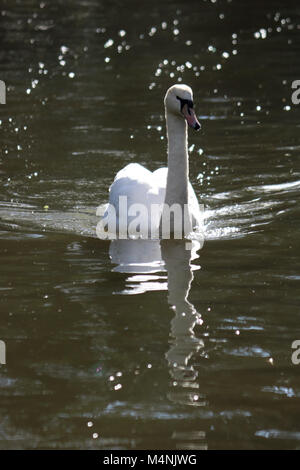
xmin=182 ymin=103 xmax=201 ymax=130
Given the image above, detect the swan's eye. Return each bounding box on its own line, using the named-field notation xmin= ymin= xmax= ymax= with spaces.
xmin=176 ymin=96 xmax=194 ymax=113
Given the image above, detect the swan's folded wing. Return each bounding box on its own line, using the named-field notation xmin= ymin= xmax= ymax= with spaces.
xmin=112 ymin=163 xmax=153 ymax=184
xmin=152 ymin=167 xmax=168 ymax=188
xmin=188 ymin=182 xmax=203 ymax=228
xmin=149 ymin=167 xmax=167 ymax=205
xmin=109 ymin=163 xmax=155 ymax=210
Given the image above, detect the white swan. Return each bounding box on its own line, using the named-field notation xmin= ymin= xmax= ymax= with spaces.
xmin=105 ymin=84 xmax=202 ymax=238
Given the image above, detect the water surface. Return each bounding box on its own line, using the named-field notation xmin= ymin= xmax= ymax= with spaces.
xmin=0 ymin=0 xmax=300 ymax=450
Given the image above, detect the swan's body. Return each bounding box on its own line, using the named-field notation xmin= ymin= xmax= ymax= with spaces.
xmin=105 ymin=84 xmax=202 ymax=238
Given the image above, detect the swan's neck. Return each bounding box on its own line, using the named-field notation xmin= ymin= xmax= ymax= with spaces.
xmin=165 ymin=111 xmax=189 ymax=207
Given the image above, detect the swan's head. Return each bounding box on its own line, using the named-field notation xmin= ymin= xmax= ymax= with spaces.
xmin=164 ymin=84 xmax=201 ymax=130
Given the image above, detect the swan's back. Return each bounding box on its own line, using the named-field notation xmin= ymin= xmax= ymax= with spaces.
xmin=105 ymin=163 xmax=166 ymax=235
xmin=106 ymin=162 xmax=202 ymax=232
xmin=108 ymin=163 xmax=165 ymax=209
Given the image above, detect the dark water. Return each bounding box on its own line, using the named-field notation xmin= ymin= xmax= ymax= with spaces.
xmin=0 ymin=0 xmax=300 ymax=450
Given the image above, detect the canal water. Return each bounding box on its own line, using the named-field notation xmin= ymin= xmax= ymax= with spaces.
xmin=0 ymin=0 xmax=300 ymax=449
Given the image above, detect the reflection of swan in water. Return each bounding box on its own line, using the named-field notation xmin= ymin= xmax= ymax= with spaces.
xmin=109 ymin=238 xmax=205 ymax=389
xmin=109 ymin=239 xmax=167 ymax=295
xmin=109 ymin=239 xmax=163 ymax=274
xmin=160 ymin=240 xmax=204 ymax=387
xmin=110 ymin=238 xmax=208 ymax=447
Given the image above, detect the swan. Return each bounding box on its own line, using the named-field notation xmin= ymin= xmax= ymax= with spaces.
xmin=104 ymin=84 xmax=202 ymax=239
